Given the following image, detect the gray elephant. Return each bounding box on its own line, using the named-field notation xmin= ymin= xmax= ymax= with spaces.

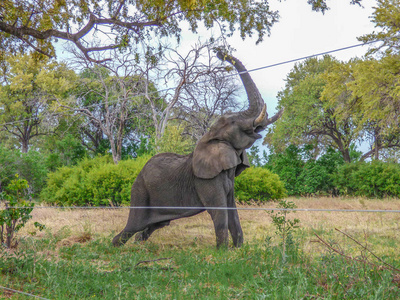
xmin=112 ymin=52 xmax=283 ymax=248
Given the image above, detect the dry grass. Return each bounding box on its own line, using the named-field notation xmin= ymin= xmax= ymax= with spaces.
xmin=20 ymin=197 xmax=400 ymax=253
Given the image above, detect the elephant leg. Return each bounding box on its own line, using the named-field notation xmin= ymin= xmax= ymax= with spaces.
xmin=135 ymin=221 xmax=171 ymax=241
xmin=227 ymin=190 xmax=243 ymax=247
xmin=208 ymin=209 xmax=229 ymax=248
xmin=112 ymin=179 xmax=150 ymax=247
xmin=195 ymin=171 xmax=234 ymax=248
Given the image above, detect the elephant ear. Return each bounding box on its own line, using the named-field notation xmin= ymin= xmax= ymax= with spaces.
xmin=193 ymin=141 xmax=250 ymax=179
xmin=235 ymin=150 xmax=250 ymax=177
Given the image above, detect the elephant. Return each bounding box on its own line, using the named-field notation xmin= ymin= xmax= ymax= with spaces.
xmin=112 ymin=51 xmax=283 ymax=248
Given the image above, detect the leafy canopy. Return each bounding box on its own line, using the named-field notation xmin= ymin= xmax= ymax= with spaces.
xmin=0 ymin=0 xmax=280 ymax=62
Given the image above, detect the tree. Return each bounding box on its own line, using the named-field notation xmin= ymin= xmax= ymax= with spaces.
xmin=177 ymin=52 xmax=241 ymax=142
xmin=264 ymin=56 xmax=359 ymax=163
xmin=0 ymin=0 xmax=280 ymax=63
xmin=0 ymin=53 xmax=76 ymax=152
xmin=64 ymin=57 xmax=154 ymax=164
xmin=322 ymin=56 xmax=400 ymax=161
xmin=0 ymin=1 xmax=365 ymax=63
xmin=134 ymin=41 xmax=238 ymax=149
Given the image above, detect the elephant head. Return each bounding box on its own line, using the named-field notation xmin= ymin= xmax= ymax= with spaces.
xmin=192 ymin=51 xmax=283 ymax=179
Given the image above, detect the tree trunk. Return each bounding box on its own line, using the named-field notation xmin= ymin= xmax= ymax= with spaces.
xmin=341 ymin=148 xmax=351 ymax=163
xmin=21 ymin=138 xmax=29 ymax=153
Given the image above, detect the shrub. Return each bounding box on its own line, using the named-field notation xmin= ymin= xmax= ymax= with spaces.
xmin=334 ymin=161 xmax=400 ymax=198
xmin=0 ymin=175 xmax=43 ymax=248
xmin=234 ymin=167 xmax=287 ymax=203
xmin=40 ymin=155 xmax=151 ymax=206
xmin=0 ymin=147 xmax=48 ymax=197
xmin=0 ymin=146 xmax=18 ymax=191
xmin=266 ymin=145 xmax=346 ymax=196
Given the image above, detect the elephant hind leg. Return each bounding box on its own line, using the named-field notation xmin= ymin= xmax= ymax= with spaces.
xmin=135 ymin=221 xmax=171 ymax=242
xmin=112 ymin=230 xmax=137 ymax=247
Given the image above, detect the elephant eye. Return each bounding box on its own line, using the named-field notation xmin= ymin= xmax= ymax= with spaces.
xmin=244 ymin=129 xmax=254 ymax=135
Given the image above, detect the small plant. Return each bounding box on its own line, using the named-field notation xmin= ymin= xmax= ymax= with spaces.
xmin=0 ymin=174 xmax=36 ymax=248
xmin=268 ymin=199 xmax=300 ymax=262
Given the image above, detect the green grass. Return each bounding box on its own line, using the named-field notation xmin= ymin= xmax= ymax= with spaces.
xmin=1 ymin=231 xmax=399 ymax=300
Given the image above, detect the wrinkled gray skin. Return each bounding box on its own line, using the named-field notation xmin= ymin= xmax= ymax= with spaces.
xmin=112 ymin=52 xmax=283 ymax=248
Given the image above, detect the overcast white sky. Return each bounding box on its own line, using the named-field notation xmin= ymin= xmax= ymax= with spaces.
xmin=214 ymin=0 xmax=377 ymax=114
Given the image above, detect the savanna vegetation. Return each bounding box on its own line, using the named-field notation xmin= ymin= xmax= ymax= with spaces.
xmin=1 ymin=198 xmax=400 ymax=299
xmin=0 ymin=0 xmax=399 ymax=298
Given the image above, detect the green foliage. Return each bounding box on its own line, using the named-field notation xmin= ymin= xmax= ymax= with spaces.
xmin=268 ymin=199 xmax=300 ymax=262
xmin=247 ymin=145 xmax=264 ymax=167
xmin=265 ymin=56 xmax=360 ymax=163
xmin=40 ymin=155 xmax=151 ymax=206
xmin=0 ymin=52 xmax=76 ymax=152
xmin=234 ymin=167 xmax=287 ymax=202
xmin=358 ymin=0 xmax=400 ymax=56
xmin=1 ymin=232 xmax=399 ymax=299
xmin=334 ymin=160 xmax=400 ymax=198
xmin=156 ymin=125 xmax=194 ymax=155
xmin=0 ymin=0 xmax=281 ymax=61
xmin=0 ymin=146 xmax=48 ymax=197
xmin=0 ymin=146 xmax=18 ymax=190
xmin=45 ymin=134 xmax=87 ymax=172
xmin=18 ymin=151 xmax=49 ymax=197
xmin=266 ymin=145 xmax=352 ymax=196
xmin=0 ymin=175 xmax=41 ymax=248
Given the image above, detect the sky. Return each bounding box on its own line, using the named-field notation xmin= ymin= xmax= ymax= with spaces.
xmin=219 ymin=0 xmax=377 ymax=114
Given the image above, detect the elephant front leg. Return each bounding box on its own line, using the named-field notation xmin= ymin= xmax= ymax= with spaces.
xmin=209 ymin=209 xmax=229 ymax=248
xmin=227 ymin=190 xmax=243 ymax=247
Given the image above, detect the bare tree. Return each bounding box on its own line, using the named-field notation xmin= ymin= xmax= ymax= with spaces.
xmin=138 ymin=41 xmax=238 ymax=147
xmin=177 ymin=65 xmax=241 ymax=141
xmin=62 ymin=51 xmax=150 ymax=164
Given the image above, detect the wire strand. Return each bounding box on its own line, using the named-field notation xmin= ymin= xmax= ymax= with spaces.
xmin=2 ymin=205 xmax=400 ymax=213
xmin=0 ymin=41 xmax=378 ymax=128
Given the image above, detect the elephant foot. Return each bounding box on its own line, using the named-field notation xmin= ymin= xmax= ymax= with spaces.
xmin=112 ymin=231 xmax=133 ymax=247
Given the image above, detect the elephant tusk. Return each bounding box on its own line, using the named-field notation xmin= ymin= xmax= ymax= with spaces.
xmin=254 ymin=103 xmax=267 ymax=127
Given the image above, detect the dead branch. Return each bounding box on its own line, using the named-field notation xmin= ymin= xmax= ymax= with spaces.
xmin=335 ymin=228 xmax=400 ymax=273
xmin=134 ymin=257 xmax=172 ymax=268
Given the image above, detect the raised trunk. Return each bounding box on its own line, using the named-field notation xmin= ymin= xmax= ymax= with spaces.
xmin=217 ymin=51 xmax=284 ymax=129
xmin=217 ymin=52 xmax=264 ymax=118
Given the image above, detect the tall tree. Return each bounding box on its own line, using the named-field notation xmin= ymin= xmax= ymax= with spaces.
xmin=0 ymin=53 xmax=76 ymax=152
xmin=264 ymin=56 xmax=360 ymax=163
xmin=64 ymin=57 xmax=155 ymax=164
xmin=177 ymin=56 xmax=241 ymax=141
xmin=322 ymin=56 xmax=400 ymax=160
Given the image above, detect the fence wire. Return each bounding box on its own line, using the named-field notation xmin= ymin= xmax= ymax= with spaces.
xmin=2 ymin=205 xmax=400 ymax=213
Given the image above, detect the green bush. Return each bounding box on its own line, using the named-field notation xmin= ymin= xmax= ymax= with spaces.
xmin=40 ymin=155 xmax=151 ymax=206
xmin=334 ymin=161 xmax=400 ymax=198
xmin=266 ymin=145 xmax=347 ymax=196
xmin=234 ymin=167 xmax=287 ymax=202
xmin=0 ymin=147 xmax=48 ymax=197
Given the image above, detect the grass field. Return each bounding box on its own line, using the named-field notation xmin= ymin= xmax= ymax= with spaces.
xmin=1 ymin=197 xmax=400 ymax=299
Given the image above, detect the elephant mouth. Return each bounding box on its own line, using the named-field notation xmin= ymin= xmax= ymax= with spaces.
xmin=254 ymin=133 xmax=262 ymax=140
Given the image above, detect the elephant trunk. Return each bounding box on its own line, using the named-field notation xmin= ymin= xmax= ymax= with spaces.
xmin=217 ymin=51 xmax=284 ymax=129
xmin=217 ymin=51 xmax=266 ymax=119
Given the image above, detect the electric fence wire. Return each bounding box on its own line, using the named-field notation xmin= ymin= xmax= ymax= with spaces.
xmin=3 ymin=206 xmax=400 ymax=213
xmin=0 ymin=286 xmax=51 ymax=300
xmin=0 ymin=40 xmax=379 ymax=128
